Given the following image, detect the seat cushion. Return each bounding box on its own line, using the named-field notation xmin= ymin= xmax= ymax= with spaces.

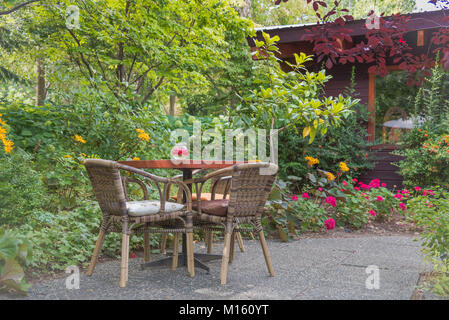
xmin=192 ymin=199 xmax=229 ymax=217
xmin=126 ymin=200 xmax=184 ymax=217
xmin=171 ymin=192 xmax=225 ymax=202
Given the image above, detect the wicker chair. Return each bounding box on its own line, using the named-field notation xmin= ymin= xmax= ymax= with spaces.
xmin=83 ymin=159 xmax=195 ymax=288
xmin=161 ymin=170 xmax=245 ymax=254
xmin=188 ymin=162 xmax=278 ymax=285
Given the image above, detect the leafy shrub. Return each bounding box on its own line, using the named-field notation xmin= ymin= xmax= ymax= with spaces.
xmin=0 ymin=228 xmax=32 ymax=294
xmin=395 ymin=129 xmax=449 ymax=189
xmin=406 ymin=189 xmax=449 ymax=295
xmin=0 ymin=150 xmax=51 ymax=226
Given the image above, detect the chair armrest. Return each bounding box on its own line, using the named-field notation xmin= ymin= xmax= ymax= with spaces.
xmin=117 ymin=163 xmax=192 ymax=210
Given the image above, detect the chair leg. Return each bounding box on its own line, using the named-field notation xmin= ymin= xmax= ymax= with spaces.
xmin=206 ymin=230 xmax=213 ymax=254
xmin=160 ymin=233 xmax=168 ymax=254
xmin=125 ymin=234 xmax=130 ymax=282
xmin=172 ymin=232 xmax=180 ymax=270
xmin=229 ymin=232 xmax=235 ymax=264
xmin=186 ymin=232 xmax=195 ymax=277
xmin=220 ymin=230 xmax=232 ymax=285
xmin=236 ymin=232 xmax=245 ymax=253
xmin=144 ymin=232 xmax=151 ymax=262
xmin=120 ymin=232 xmax=129 ymax=288
xmin=258 ymin=230 xmax=274 ymax=277
xmin=87 ymin=229 xmax=106 ymax=276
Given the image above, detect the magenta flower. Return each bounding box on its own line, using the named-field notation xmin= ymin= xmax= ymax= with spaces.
xmin=376 ymin=196 xmax=384 ymax=202
xmin=423 ymin=190 xmax=434 ymax=196
xmin=399 ymin=203 xmax=407 ymax=211
xmin=352 ymin=178 xmax=358 ymax=183
xmin=302 ymin=192 xmax=309 ymax=199
xmin=324 ymin=218 xmax=336 ymax=230
xmin=291 ymin=195 xmax=298 ymax=201
xmin=325 ymin=196 xmax=337 ymax=207
xmin=342 ymin=181 xmax=348 ymax=186
xmin=368 ymin=210 xmax=376 ymax=217
xmin=381 ymin=183 xmax=387 ymax=187
xmin=354 ymin=187 xmax=360 ymax=191
xmin=414 ymin=186 xmax=422 ymax=192
xmin=394 ymin=194 xmax=403 ymax=200
xmin=318 ymin=187 xmax=323 ymax=191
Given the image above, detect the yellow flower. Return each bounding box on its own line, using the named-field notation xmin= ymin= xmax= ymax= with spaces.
xmin=2 ymin=139 xmax=14 ymax=153
xmin=339 ymin=162 xmax=349 ymax=172
xmin=326 ymin=172 xmax=336 ymax=181
xmin=73 ymin=134 xmax=86 ymax=144
xmin=305 ymin=156 xmax=319 ymax=167
xmin=64 ymin=154 xmax=72 ymax=158
xmin=136 ymin=129 xmax=150 ymax=142
xmin=81 ymin=153 xmax=87 ymax=157
xmin=132 ymin=157 xmax=140 ymax=161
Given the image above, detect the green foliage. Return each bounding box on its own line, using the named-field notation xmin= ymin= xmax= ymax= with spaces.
xmin=395 ymin=129 xmax=449 ymax=189
xmin=407 ymin=189 xmax=449 ymax=296
xmin=0 ymin=150 xmax=51 ymax=226
xmin=0 ymin=228 xmax=32 ymax=295
xmin=231 ymin=33 xmax=358 ymax=145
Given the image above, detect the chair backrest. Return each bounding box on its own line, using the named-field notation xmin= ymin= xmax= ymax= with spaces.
xmin=227 ymin=163 xmax=278 ymax=217
xmin=84 ymin=159 xmax=128 ymax=216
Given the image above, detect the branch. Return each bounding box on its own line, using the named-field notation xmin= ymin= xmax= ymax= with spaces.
xmin=0 ymin=0 xmax=40 ymax=16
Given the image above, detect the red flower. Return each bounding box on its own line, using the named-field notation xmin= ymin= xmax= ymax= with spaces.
xmin=376 ymin=196 xmax=384 ymax=202
xmin=368 ymin=210 xmax=376 ymax=217
xmin=302 ymin=192 xmax=309 ymax=199
xmin=291 ymin=195 xmax=298 ymax=201
xmin=342 ymin=181 xmax=348 ymax=186
xmin=131 ymin=253 xmax=137 ymax=258
xmin=324 ymin=218 xmax=336 ymax=230
xmin=325 ymin=196 xmax=337 ymax=207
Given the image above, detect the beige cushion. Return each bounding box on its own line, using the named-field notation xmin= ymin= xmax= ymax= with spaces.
xmin=126 ymin=200 xmax=184 ymax=217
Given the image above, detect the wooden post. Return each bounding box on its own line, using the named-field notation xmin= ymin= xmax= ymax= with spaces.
xmin=368 ymin=72 xmax=376 ymax=142
xmin=36 ymin=58 xmax=46 ymax=106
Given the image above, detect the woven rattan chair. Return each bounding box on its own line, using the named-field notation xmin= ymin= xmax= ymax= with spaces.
xmin=161 ymin=170 xmax=245 ymax=254
xmin=188 ymin=162 xmax=278 ymax=285
xmin=83 ymin=159 xmax=194 ymax=288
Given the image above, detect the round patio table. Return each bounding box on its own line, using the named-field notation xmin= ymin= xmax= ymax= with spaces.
xmin=118 ymin=159 xmax=243 ymax=273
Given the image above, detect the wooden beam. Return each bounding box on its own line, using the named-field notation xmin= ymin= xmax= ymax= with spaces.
xmin=368 ymin=72 xmax=376 ymax=142
xmin=417 ymin=30 xmax=425 ymax=47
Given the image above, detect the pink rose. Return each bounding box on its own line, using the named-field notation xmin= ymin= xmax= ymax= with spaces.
xmin=394 ymin=194 xmax=403 ymax=200
xmin=414 ymin=186 xmax=421 ymax=192
xmin=291 ymin=195 xmax=298 ymax=201
xmin=381 ymin=183 xmax=387 ymax=187
xmin=352 ymin=178 xmax=358 ymax=183
xmin=376 ymin=196 xmax=384 ymax=202
xmin=342 ymin=181 xmax=348 ymax=186
xmin=368 ymin=210 xmax=376 ymax=217
xmin=399 ymin=203 xmax=406 ymax=211
xmin=324 ymin=218 xmax=336 ymax=230
xmin=325 ymin=196 xmax=337 ymax=207
xmin=354 ymin=187 xmax=360 ymax=191
xmin=302 ymin=192 xmax=309 ymax=199
xmin=318 ymin=187 xmax=323 ymax=191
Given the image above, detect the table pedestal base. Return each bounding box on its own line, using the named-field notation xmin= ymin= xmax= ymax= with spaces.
xmin=140 ymin=253 xmax=222 ymax=273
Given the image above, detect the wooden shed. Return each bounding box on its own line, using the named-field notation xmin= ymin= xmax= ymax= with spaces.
xmin=248 ymin=10 xmax=449 ymax=188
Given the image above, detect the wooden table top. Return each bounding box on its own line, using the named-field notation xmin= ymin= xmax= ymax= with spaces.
xmin=118 ymin=159 xmax=246 ymax=170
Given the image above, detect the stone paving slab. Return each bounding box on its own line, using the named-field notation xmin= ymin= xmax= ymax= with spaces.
xmin=1 ymin=235 xmax=428 ymax=300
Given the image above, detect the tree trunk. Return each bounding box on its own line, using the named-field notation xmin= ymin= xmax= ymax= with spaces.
xmin=169 ymin=94 xmax=176 ymax=116
xmin=36 ymin=58 xmax=46 ymax=106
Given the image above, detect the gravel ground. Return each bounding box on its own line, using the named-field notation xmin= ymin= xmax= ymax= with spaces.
xmin=1 ymin=235 xmax=429 ymax=300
